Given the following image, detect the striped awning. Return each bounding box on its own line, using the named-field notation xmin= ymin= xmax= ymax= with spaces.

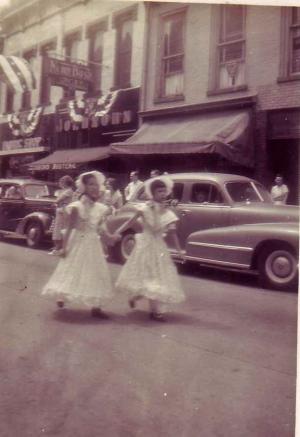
xmin=0 ymin=55 xmax=36 ymax=93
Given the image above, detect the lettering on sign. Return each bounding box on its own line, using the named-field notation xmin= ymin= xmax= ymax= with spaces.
xmin=44 ymin=57 xmax=93 ymax=92
xmin=56 ymin=111 xmax=134 ymax=132
xmin=3 ymin=137 xmax=42 ymax=151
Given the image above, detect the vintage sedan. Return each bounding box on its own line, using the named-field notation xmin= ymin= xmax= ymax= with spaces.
xmin=107 ymin=173 xmax=299 ymax=291
xmin=0 ymin=178 xmax=57 ymax=247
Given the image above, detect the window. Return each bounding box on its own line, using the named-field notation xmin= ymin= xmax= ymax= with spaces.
xmin=290 ymin=8 xmax=300 ymax=74
xmin=40 ymin=40 xmax=57 ymax=105
xmin=190 ymin=183 xmax=224 ymax=204
xmin=88 ymin=28 xmax=104 ymax=95
xmin=160 ymin=12 xmax=185 ymax=98
xmin=64 ymin=32 xmax=81 ymax=62
xmin=217 ymin=5 xmax=246 ymax=90
xmin=115 ymin=19 xmax=133 ymax=89
xmin=22 ymin=49 xmax=37 ymax=110
xmin=279 ymin=8 xmax=300 ymax=80
xmin=225 ymin=181 xmax=269 ymax=203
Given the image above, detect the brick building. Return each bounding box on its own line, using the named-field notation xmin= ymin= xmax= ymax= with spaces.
xmin=111 ymin=2 xmax=300 ymax=204
xmin=0 ymin=0 xmax=145 ymax=180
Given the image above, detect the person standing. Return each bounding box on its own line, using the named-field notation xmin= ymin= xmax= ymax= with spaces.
xmin=42 ymin=171 xmax=119 ymax=317
xmin=150 ymin=169 xmax=160 ymax=178
xmin=124 ymin=171 xmax=143 ymax=202
xmin=271 ymin=174 xmax=289 ymax=205
xmin=103 ymin=177 xmax=124 ymax=212
xmin=50 ymin=175 xmax=75 ymax=255
xmin=115 ymin=176 xmax=185 ymax=322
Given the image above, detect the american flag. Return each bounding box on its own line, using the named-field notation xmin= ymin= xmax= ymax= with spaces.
xmin=0 ymin=55 xmax=36 ymax=93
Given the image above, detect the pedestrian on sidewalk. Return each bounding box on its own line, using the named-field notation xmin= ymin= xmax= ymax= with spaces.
xmin=150 ymin=169 xmax=160 ymax=178
xmin=49 ymin=175 xmax=75 ymax=255
xmin=103 ymin=177 xmax=124 ymax=213
xmin=42 ymin=171 xmax=120 ymax=318
xmin=115 ymin=176 xmax=185 ymax=322
xmin=271 ymin=174 xmax=289 ymax=205
xmin=124 ymin=171 xmax=143 ymax=202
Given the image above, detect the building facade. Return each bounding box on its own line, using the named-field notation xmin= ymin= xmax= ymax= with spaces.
xmin=0 ymin=0 xmax=145 ymax=180
xmin=111 ymin=2 xmax=300 ymax=204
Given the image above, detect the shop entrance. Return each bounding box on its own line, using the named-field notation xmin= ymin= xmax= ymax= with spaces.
xmin=267 ymin=139 xmax=299 ymax=205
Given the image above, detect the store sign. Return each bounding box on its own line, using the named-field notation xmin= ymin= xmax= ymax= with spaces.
xmin=3 ymin=136 xmax=43 ymax=151
xmin=56 ymin=110 xmax=134 ymax=132
xmin=31 ymin=162 xmax=77 ymax=171
xmin=43 ymin=57 xmax=93 ymax=91
xmin=269 ymin=111 xmax=300 ymax=139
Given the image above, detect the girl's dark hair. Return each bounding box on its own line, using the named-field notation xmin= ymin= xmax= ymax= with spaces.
xmin=150 ymin=179 xmax=166 ymax=195
xmin=60 ymin=175 xmax=75 ymax=189
xmin=81 ymin=173 xmax=96 ymax=186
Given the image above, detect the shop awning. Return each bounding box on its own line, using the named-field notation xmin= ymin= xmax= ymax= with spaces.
xmin=28 ymin=146 xmax=110 ymax=171
xmin=110 ymin=110 xmax=254 ymax=167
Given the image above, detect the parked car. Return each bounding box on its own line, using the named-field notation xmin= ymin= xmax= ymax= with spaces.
xmin=0 ymin=178 xmax=58 ymax=248
xmin=107 ymin=173 xmax=299 ymax=291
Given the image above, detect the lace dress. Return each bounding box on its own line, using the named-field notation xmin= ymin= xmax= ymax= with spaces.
xmin=116 ymin=202 xmax=185 ymax=304
xmin=42 ymin=197 xmax=114 ymax=307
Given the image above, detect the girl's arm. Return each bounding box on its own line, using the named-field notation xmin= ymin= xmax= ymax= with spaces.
xmin=60 ymin=207 xmax=78 ymax=256
xmin=167 ymin=225 xmax=185 ymax=262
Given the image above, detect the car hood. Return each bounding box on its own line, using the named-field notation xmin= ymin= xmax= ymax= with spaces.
xmin=231 ymin=203 xmax=299 ymax=224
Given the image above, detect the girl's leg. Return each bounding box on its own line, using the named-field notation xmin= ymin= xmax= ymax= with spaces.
xmin=148 ymin=299 xmax=166 ymax=321
xmin=129 ymin=295 xmax=143 ymax=309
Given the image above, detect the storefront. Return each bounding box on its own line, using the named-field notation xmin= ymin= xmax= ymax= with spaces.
xmin=0 ymin=110 xmax=54 ymax=178
xmin=110 ymin=106 xmax=255 ymax=179
xmin=29 ymin=87 xmax=140 ymax=183
xmin=267 ymin=109 xmax=300 ymax=204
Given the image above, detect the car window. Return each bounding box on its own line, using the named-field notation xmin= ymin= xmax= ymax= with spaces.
xmin=24 ymin=184 xmax=50 ymax=199
xmin=190 ymin=183 xmax=224 ymax=204
xmin=3 ymin=184 xmax=23 ymax=199
xmin=226 ymin=182 xmax=263 ymax=203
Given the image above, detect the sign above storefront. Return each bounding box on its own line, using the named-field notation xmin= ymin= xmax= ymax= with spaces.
xmin=2 ymin=136 xmax=43 ymax=151
xmin=43 ymin=57 xmax=93 ymax=91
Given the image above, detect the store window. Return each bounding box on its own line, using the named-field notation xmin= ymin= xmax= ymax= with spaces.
xmin=40 ymin=40 xmax=57 ymax=105
xmin=21 ymin=48 xmax=37 ymax=110
xmin=159 ymin=11 xmax=185 ymax=98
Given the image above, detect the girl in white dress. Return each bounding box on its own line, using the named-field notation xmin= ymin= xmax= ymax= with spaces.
xmin=115 ymin=176 xmax=185 ymax=322
xmin=42 ymin=171 xmax=119 ymax=317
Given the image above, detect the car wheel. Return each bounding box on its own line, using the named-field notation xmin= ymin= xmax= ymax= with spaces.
xmin=110 ymin=230 xmax=136 ymax=263
xmin=258 ymin=246 xmax=298 ymax=291
xmin=26 ymin=221 xmax=44 ymax=248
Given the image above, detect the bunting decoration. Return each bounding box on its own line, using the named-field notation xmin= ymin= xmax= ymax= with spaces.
xmin=7 ymin=107 xmax=43 ymax=137
xmin=67 ymin=90 xmax=119 ymax=123
xmin=0 ymin=55 xmax=36 ymax=93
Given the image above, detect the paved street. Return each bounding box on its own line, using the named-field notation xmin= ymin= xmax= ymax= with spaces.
xmin=0 ymin=240 xmax=297 ymax=437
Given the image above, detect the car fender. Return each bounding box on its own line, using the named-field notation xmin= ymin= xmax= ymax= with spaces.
xmin=106 ymin=210 xmax=143 ymax=235
xmin=185 ymin=222 xmax=299 ymax=269
xmin=17 ymin=212 xmax=53 ymax=235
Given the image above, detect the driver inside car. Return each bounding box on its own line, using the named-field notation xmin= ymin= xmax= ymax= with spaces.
xmin=5 ymin=186 xmax=22 ymax=199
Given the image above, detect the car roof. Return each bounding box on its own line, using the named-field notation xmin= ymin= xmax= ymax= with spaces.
xmin=0 ymin=178 xmax=57 ymax=185
xmin=167 ymin=173 xmax=255 ymax=183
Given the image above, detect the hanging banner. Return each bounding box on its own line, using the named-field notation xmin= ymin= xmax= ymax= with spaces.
xmin=43 ymin=57 xmax=93 ymax=92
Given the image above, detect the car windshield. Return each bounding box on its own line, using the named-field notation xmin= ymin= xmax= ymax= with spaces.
xmin=24 ymin=184 xmax=55 ymax=199
xmin=226 ymin=181 xmax=272 ymax=203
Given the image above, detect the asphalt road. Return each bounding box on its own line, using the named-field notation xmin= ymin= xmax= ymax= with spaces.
xmin=0 ymin=240 xmax=297 ymax=437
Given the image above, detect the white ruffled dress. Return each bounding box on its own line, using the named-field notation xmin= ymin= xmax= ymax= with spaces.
xmin=116 ymin=202 xmax=185 ymax=304
xmin=42 ymin=197 xmax=114 ymax=307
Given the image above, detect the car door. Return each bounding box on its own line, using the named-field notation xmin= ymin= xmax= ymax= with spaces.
xmin=0 ymin=184 xmax=25 ymax=232
xmin=175 ymin=181 xmax=231 ymax=249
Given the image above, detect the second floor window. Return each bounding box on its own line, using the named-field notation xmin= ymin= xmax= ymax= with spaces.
xmin=290 ymin=7 xmax=300 ymax=74
xmin=89 ymin=29 xmax=104 ymax=95
xmin=22 ymin=49 xmax=37 ymax=110
xmin=115 ymin=19 xmax=133 ymax=89
xmin=64 ymin=33 xmax=81 ymax=62
xmin=160 ymin=12 xmax=185 ymax=98
xmin=218 ymin=5 xmax=246 ymax=89
xmin=40 ymin=40 xmax=57 ymax=105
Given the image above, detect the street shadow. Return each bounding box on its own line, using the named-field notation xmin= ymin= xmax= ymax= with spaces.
xmin=111 ymin=310 xmax=232 ymax=331
xmin=52 ymin=308 xmax=113 ymax=325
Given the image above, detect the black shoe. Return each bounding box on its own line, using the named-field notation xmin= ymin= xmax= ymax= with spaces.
xmin=56 ymin=300 xmax=64 ymax=309
xmin=91 ymin=308 xmax=109 ymax=319
xmin=128 ymin=298 xmax=136 ymax=309
xmin=149 ymin=312 xmax=166 ymax=322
